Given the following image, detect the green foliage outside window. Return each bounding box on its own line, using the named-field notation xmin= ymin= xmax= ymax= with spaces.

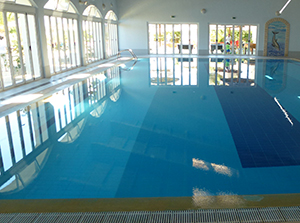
xmin=210 ymin=28 xmax=253 ymax=43
xmin=154 ymin=31 xmax=181 ymax=43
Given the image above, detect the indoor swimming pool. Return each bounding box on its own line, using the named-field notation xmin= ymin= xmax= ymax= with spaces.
xmin=0 ymin=57 xmax=300 ymax=212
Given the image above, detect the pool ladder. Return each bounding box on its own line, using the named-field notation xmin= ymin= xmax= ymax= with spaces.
xmin=117 ymin=49 xmax=138 ymax=71
xmin=117 ymin=49 xmax=138 ymax=60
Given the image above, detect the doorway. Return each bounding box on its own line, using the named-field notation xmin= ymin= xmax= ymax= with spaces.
xmin=209 ymin=24 xmax=257 ymax=56
xmin=148 ymin=23 xmax=198 ymax=55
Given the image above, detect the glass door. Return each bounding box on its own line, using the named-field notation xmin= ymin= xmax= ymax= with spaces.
xmin=190 ymin=24 xmax=198 ymax=55
xmin=242 ymin=25 xmax=250 ymax=55
xmin=173 ymin=24 xmax=181 ymax=55
xmin=0 ymin=11 xmax=41 ymax=90
xmin=149 ymin=24 xmax=156 ymax=54
xmin=249 ymin=25 xmax=257 ymax=55
xmin=157 ymin=24 xmax=164 ymax=54
xmin=44 ymin=15 xmax=80 ymax=75
xmin=0 ymin=12 xmax=13 ymax=88
xmin=209 ymin=24 xmax=258 ymax=56
xmin=165 ymin=24 xmax=173 ymax=54
xmin=105 ymin=22 xmax=118 ymax=58
xmin=217 ymin=25 xmax=225 ymax=54
xmin=148 ymin=23 xmax=198 ymax=55
xmin=226 ymin=25 xmax=233 ymax=54
xmin=233 ymin=25 xmax=240 ymax=55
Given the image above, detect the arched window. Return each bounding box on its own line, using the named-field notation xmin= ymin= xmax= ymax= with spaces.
xmin=44 ymin=0 xmax=80 ymax=75
xmin=104 ymin=10 xmax=118 ymax=58
xmin=82 ymin=5 xmax=103 ymax=64
xmin=0 ymin=0 xmax=42 ymax=91
xmin=105 ymin=10 xmax=117 ymax=20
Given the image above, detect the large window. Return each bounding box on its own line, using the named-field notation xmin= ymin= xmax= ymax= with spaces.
xmin=0 ymin=0 xmax=42 ymax=91
xmin=104 ymin=10 xmax=118 ymax=58
xmin=209 ymin=24 xmax=257 ymax=56
xmin=82 ymin=5 xmax=104 ymax=64
xmin=44 ymin=0 xmax=80 ymax=75
xmin=148 ymin=23 xmax=198 ymax=55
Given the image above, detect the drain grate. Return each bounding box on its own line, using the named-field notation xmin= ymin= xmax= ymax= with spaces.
xmin=236 ymin=208 xmax=262 ymax=223
xmin=2 ymin=206 xmax=300 ymax=222
xmin=33 ymin=213 xmax=61 ymax=223
xmin=56 ymin=212 xmax=83 ymax=223
xmin=102 ymin=211 xmax=128 ymax=223
xmin=258 ymin=207 xmax=285 ymax=222
xmin=279 ymin=206 xmax=300 ymax=222
xmin=170 ymin=210 xmax=193 ymax=223
xmin=215 ymin=209 xmax=240 ymax=223
xmin=125 ymin=211 xmax=150 ymax=223
xmin=148 ymin=211 xmax=172 ymax=223
xmin=194 ymin=210 xmax=216 ymax=223
xmin=10 ymin=213 xmax=40 ymax=223
xmin=79 ymin=212 xmax=106 ymax=223
xmin=0 ymin=213 xmax=17 ymax=223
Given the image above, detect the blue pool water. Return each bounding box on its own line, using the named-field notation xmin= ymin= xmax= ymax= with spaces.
xmin=1 ymin=57 xmax=300 ymax=202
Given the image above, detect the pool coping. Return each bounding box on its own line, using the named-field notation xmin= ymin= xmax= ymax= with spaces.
xmin=1 ymin=193 xmax=300 ymax=213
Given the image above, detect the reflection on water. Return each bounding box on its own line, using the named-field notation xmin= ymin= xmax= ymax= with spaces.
xmin=192 ymin=188 xmax=245 ymax=208
xmin=119 ymin=60 xmax=138 ymax=71
xmin=0 ymin=149 xmax=49 ymax=193
xmin=0 ymin=58 xmax=299 ymax=204
xmin=0 ymin=67 xmax=121 ymax=194
xmin=192 ymin=188 xmax=215 ymax=207
xmin=274 ymin=97 xmax=293 ymax=126
xmin=90 ymin=101 xmax=107 ymax=118
xmin=58 ymin=119 xmax=86 ymax=143
xmin=209 ymin=58 xmax=256 ymax=86
xmin=192 ymin=158 xmax=238 ymax=177
xmin=110 ymin=89 xmax=121 ymax=102
xmin=149 ymin=57 xmax=197 ymax=86
xmin=262 ymin=59 xmax=287 ymax=94
xmin=192 ymin=158 xmax=209 ymax=171
xmin=211 ymin=163 xmax=233 ymax=177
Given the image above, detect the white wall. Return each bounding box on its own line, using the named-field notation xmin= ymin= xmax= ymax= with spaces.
xmin=116 ymin=0 xmax=300 ymax=57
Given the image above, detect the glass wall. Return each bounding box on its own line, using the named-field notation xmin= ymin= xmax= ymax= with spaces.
xmin=44 ymin=0 xmax=81 ymax=74
xmin=148 ymin=23 xmax=198 ymax=55
xmin=82 ymin=5 xmax=104 ymax=64
xmin=0 ymin=1 xmax=41 ymax=90
xmin=0 ymin=0 xmax=120 ymax=92
xmin=104 ymin=10 xmax=118 ymax=58
xmin=209 ymin=24 xmax=258 ymax=56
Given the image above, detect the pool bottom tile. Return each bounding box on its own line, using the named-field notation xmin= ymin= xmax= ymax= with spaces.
xmin=215 ymin=86 xmax=300 ymax=168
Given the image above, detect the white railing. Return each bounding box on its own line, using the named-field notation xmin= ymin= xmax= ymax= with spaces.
xmin=117 ymin=49 xmax=138 ymax=60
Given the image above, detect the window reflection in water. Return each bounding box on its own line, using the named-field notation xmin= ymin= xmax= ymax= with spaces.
xmin=192 ymin=158 xmax=238 ymax=177
xmin=150 ymin=57 xmax=198 ymax=86
xmin=0 ymin=67 xmax=120 ymax=193
xmin=209 ymin=58 xmax=256 ymax=86
xmin=192 ymin=188 xmax=245 ymax=208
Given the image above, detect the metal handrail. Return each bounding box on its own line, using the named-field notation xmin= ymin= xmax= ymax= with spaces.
xmin=117 ymin=49 xmax=138 ymax=60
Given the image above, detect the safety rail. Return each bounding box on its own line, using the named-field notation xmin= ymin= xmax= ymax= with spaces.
xmin=117 ymin=49 xmax=138 ymax=60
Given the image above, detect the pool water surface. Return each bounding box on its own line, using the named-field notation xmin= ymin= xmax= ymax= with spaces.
xmin=0 ymin=57 xmax=300 ymax=211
